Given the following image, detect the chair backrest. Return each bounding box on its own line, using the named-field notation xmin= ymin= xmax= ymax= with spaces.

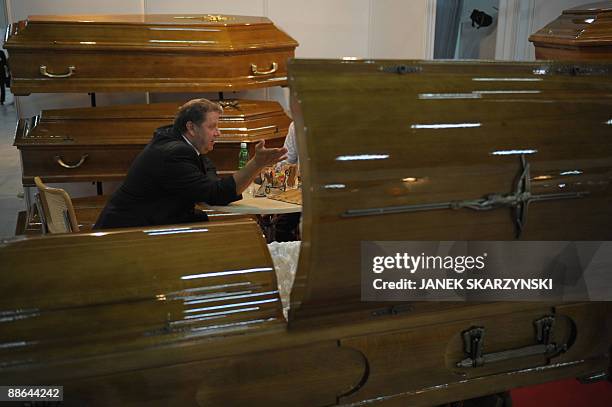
xmin=34 ymin=177 xmax=79 ymax=233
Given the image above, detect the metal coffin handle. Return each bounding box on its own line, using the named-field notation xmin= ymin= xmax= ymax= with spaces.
xmin=456 ymin=316 xmax=569 ymax=368
xmin=54 ymin=154 xmax=88 ymax=169
xmin=40 ymin=65 xmax=76 ymax=78
xmin=250 ymin=62 xmax=278 ymax=75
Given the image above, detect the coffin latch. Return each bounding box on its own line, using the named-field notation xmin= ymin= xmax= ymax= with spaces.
xmin=381 ymin=65 xmax=421 ymax=74
xmin=456 ymin=315 xmax=567 ymax=368
xmin=554 ymin=65 xmax=610 ymax=76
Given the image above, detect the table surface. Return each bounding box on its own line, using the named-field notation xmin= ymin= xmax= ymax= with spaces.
xmin=204 ymin=189 xmax=302 ymax=215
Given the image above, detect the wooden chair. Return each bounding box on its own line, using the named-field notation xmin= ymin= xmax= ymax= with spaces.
xmin=34 ymin=177 xmax=79 ymax=233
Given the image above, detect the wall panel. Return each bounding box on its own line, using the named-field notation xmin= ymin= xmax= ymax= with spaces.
xmin=9 ymin=0 xmax=143 ymax=21
xmin=144 ymin=0 xmax=264 ymax=16
xmin=268 ymin=0 xmax=370 ymax=58
xmin=371 ymin=0 xmax=429 ymax=59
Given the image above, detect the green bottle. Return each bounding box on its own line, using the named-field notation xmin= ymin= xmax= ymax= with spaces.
xmin=238 ymin=142 xmax=249 ymax=169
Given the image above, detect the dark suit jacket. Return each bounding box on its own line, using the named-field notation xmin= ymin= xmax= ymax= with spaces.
xmin=94 ymin=125 xmax=241 ymax=229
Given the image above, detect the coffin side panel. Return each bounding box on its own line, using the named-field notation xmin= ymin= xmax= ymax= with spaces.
xmin=339 ymin=303 xmax=610 ymax=405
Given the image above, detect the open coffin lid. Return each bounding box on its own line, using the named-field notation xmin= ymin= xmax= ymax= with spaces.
xmin=4 ymin=14 xmax=298 ymax=95
xmin=287 ymin=58 xmax=612 ymax=322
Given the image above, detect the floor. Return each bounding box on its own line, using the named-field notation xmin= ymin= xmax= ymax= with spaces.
xmin=0 ymin=90 xmax=23 ymax=239
xmin=512 ymin=377 xmax=612 ymax=407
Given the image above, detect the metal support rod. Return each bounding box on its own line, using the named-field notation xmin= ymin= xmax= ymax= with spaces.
xmin=24 ymin=186 xmax=34 ymax=224
xmin=89 ymin=92 xmax=102 ymax=194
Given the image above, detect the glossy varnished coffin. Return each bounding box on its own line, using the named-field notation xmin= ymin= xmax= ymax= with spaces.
xmin=4 ymin=14 xmax=298 ymax=95
xmin=1 ymin=60 xmax=612 ymax=406
xmin=14 ymin=99 xmax=290 ymax=186
xmin=0 ymin=223 xmax=609 ymax=406
xmin=288 ymin=59 xmax=612 ymax=320
xmin=529 ymin=1 xmax=612 ymax=60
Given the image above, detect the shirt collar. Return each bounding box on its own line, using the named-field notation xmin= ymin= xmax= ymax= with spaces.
xmin=181 ymin=134 xmax=200 ymax=156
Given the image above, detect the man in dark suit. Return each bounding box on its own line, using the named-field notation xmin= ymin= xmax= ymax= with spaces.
xmin=94 ymin=98 xmax=287 ymax=229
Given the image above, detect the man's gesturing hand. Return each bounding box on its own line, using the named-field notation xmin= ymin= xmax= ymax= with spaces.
xmin=253 ymin=140 xmax=288 ymax=168
xmin=232 ymin=140 xmax=288 ymax=195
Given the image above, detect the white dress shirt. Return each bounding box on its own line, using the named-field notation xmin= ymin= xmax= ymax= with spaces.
xmin=282 ymin=122 xmax=298 ymax=165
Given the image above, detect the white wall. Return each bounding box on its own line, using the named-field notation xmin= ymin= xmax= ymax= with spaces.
xmin=5 ymin=0 xmax=431 ymax=118
xmin=9 ymin=0 xmax=144 ymax=21
xmin=270 ymin=0 xmax=371 ymax=58
xmin=145 ymin=0 xmax=265 ymax=16
xmin=0 ymin=0 xmax=7 ymax=27
xmin=371 ymin=0 xmax=430 ymax=59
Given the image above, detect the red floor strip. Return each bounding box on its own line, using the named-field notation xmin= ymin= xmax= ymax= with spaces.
xmin=511 ymin=378 xmax=612 ymax=407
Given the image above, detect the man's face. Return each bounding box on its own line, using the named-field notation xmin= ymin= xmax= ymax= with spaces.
xmin=186 ymin=111 xmax=221 ymax=154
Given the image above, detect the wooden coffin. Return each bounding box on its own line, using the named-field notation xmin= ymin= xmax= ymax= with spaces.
xmin=529 ymin=1 xmax=612 ymax=60
xmin=3 ymin=14 xmax=298 ymax=95
xmin=1 ymin=60 xmax=612 ymax=406
xmin=14 ymin=99 xmax=291 ymax=186
xmin=1 ymin=229 xmax=610 ymax=406
xmin=289 ymin=58 xmax=612 ymax=320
